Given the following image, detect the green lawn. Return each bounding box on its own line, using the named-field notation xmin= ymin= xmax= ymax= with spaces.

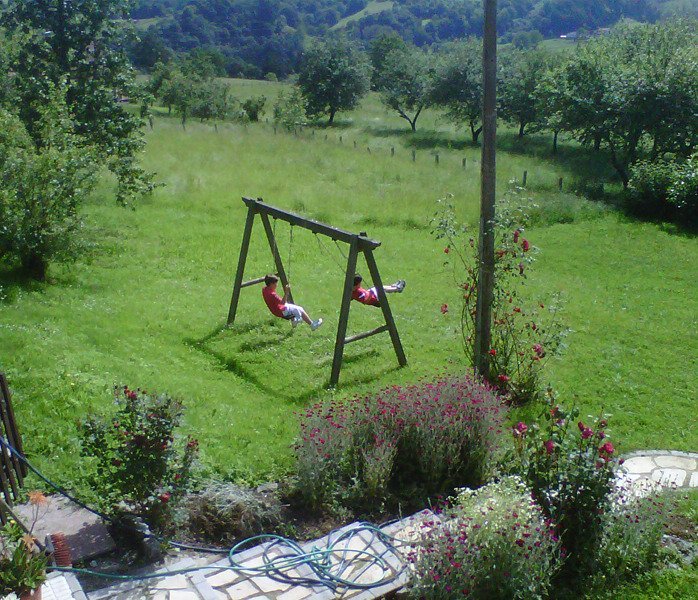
xmin=0 ymin=84 xmax=696 ymax=494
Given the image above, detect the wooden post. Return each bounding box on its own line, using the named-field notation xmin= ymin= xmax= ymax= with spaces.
xmin=227 ymin=206 xmax=257 ymax=325
xmin=474 ymin=0 xmax=497 ymax=377
xmin=523 ymin=170 xmax=528 ymax=186
xmin=462 ymin=157 xmax=467 ymax=168
xmin=325 ymin=134 xmax=328 ymax=140
xmin=340 ymin=135 xmax=343 ymax=143
xmin=274 ymin=126 xmax=277 ymax=134
xmin=435 ymin=153 xmax=439 ymax=165
xmin=330 ymin=238 xmax=359 ymax=386
xmin=391 ymin=147 xmax=395 ymax=157
xmin=558 ymin=177 xmax=563 ymax=191
xmin=412 ymin=149 xmax=416 ymax=162
xmin=260 ymin=213 xmax=294 ymax=305
xmin=354 ymin=140 xmax=357 ymax=148
xmin=364 ymin=248 xmax=407 ymax=369
xmin=367 ymin=147 xmax=371 ymax=154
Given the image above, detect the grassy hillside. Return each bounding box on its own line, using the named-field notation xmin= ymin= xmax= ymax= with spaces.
xmin=0 ymin=81 xmax=696 ymax=495
xmin=331 ymin=0 xmax=394 ymax=30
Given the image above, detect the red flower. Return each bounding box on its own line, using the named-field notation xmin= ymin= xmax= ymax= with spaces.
xmin=544 ymin=439 xmax=555 ymax=454
xmin=582 ymin=427 xmax=594 ymax=439
xmin=522 ymin=239 xmax=530 ymax=252
xmin=578 ymin=421 xmax=585 ymax=432
xmin=513 ymin=307 xmax=522 ymax=313
xmin=599 ymin=442 xmax=615 ymax=456
xmin=513 ymin=230 xmax=520 ymax=243
xmin=440 ymin=303 xmax=449 ymax=314
xmin=444 ymin=246 xmax=450 ymax=254
xmin=488 ymin=348 xmax=497 ymax=356
xmin=498 ymin=374 xmax=510 ymax=383
xmin=518 ymin=263 xmax=525 ymax=275
xmin=159 ymin=492 xmax=171 ymax=503
xmin=513 ymin=421 xmax=528 ymax=436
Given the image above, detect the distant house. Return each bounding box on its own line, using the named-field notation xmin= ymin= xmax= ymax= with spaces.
xmin=559 ymin=31 xmax=578 ymax=40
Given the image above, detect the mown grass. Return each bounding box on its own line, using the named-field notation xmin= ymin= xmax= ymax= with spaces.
xmin=0 ymin=85 xmax=696 ymax=496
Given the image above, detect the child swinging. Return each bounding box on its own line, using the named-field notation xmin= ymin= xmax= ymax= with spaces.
xmin=351 ymin=273 xmax=405 ymax=307
xmin=262 ymin=274 xmax=323 ymax=330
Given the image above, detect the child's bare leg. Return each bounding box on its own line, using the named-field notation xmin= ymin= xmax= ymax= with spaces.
xmin=383 ymin=285 xmax=399 ymax=293
xmin=298 ymin=307 xmax=313 ymax=326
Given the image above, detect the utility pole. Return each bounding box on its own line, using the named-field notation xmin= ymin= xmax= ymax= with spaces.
xmin=474 ymin=0 xmax=497 ymax=377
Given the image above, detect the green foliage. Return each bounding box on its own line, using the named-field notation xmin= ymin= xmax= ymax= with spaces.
xmin=628 ymin=155 xmax=698 ymax=224
xmin=294 ymin=376 xmax=505 ymax=514
xmin=409 ymin=477 xmax=560 ymax=600
xmin=512 ymin=401 xmax=620 ymax=587
xmin=0 ymin=88 xmax=97 ymax=280
xmin=369 ymin=32 xmax=407 ymax=89
xmin=273 ymin=88 xmax=307 ymax=131
xmin=429 ymin=38 xmax=483 ymax=142
xmin=3 ymin=0 xmax=156 ymax=205
xmin=298 ymin=38 xmax=371 ymax=124
xmin=376 ymin=45 xmax=431 ymax=131
xmin=78 ymin=386 xmax=199 ymax=530
xmin=432 ymin=194 xmax=567 ymax=404
xmin=241 ymin=95 xmax=267 ymax=122
xmin=0 ymin=505 xmax=48 ymax=597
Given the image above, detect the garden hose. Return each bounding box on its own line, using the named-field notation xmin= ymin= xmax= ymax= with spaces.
xmin=0 ymin=436 xmax=411 ymax=592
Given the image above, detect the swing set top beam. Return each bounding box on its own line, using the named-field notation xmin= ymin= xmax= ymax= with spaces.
xmin=242 ymin=197 xmax=381 ymax=250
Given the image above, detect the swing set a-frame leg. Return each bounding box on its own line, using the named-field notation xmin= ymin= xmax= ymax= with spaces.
xmin=364 ymin=248 xmax=407 ymax=367
xmin=260 ymin=213 xmax=294 ymax=305
xmin=330 ymin=238 xmax=359 ymax=386
xmin=227 ymin=206 xmax=256 ymax=325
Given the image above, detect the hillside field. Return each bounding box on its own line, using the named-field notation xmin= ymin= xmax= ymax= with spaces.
xmin=0 ymin=80 xmax=696 ymax=492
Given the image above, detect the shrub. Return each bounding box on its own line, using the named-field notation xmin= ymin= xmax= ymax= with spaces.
xmin=628 ymin=156 xmax=698 ymax=224
xmin=273 ymin=88 xmax=307 ymax=132
xmin=241 ymin=95 xmax=267 ymax=122
xmin=512 ymin=401 xmax=620 ymax=586
xmin=79 ymin=386 xmax=199 ymax=531
xmin=294 ymin=375 xmax=506 ymax=514
xmin=432 ymin=193 xmax=567 ymax=404
xmin=408 ymin=477 xmax=560 ymax=599
xmin=182 ymin=482 xmax=286 ymax=545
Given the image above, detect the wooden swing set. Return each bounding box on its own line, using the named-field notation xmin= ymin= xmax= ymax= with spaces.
xmin=227 ymin=197 xmax=407 ymax=386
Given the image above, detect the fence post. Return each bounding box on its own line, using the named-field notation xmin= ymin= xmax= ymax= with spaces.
xmin=412 ymin=150 xmax=416 ymax=162
xmin=339 ymin=135 xmax=343 ymax=143
xmin=462 ymin=157 xmax=467 ymax=169
xmin=354 ymin=140 xmax=357 ymax=149
xmin=325 ymin=134 xmax=328 ymax=140
xmin=367 ymin=147 xmax=371 ymax=154
xmin=558 ymin=177 xmax=563 ymax=191
xmin=523 ymin=170 xmax=528 ymax=186
xmin=435 ymin=153 xmax=439 ymax=165
xmin=273 ymin=126 xmax=277 ymax=135
xmin=391 ymin=147 xmax=395 ymax=157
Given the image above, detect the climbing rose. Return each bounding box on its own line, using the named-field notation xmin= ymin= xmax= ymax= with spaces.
xmin=599 ymin=442 xmax=615 ymax=456
xmin=518 ymin=263 xmax=525 ymax=275
xmin=544 ymin=440 xmax=555 ymax=454
xmin=444 ymin=246 xmax=450 ymax=254
xmin=498 ymin=374 xmax=510 ymax=383
xmin=159 ymin=492 xmax=171 ymax=503
xmin=582 ymin=427 xmax=594 ymax=439
xmin=488 ymin=348 xmax=497 ymax=356
xmin=513 ymin=230 xmax=520 ymax=243
xmin=440 ymin=303 xmax=449 ymax=314
xmin=514 ymin=421 xmax=528 ymax=436
xmin=522 ymin=239 xmax=530 ymax=252
xmin=578 ymin=421 xmax=586 ymax=432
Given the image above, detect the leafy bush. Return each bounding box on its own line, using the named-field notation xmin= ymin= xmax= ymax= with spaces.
xmin=241 ymin=95 xmax=267 ymax=122
xmin=294 ymin=375 xmax=506 ymax=514
xmin=512 ymin=401 xmax=621 ymax=586
xmin=628 ymin=156 xmax=698 ymax=224
xmin=0 ymin=89 xmax=97 ymax=280
xmin=432 ymin=193 xmax=567 ymax=404
xmin=408 ymin=477 xmax=560 ymax=599
xmin=79 ymin=386 xmax=199 ymax=530
xmin=273 ymin=88 xmax=307 ymax=132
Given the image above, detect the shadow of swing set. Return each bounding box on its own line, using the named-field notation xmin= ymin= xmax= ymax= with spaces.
xmin=227 ymin=197 xmax=407 ymax=386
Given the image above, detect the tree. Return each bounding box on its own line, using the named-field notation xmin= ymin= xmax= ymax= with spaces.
xmin=192 ymin=79 xmax=232 ymax=130
xmin=498 ymin=47 xmax=554 ymax=138
xmin=369 ymin=33 xmax=408 ymax=90
xmin=0 ymin=86 xmax=97 ymax=280
xmin=429 ymin=38 xmax=483 ymax=143
xmin=297 ymin=39 xmax=371 ymax=125
xmin=3 ymin=0 xmax=155 ymax=205
xmin=273 ymin=88 xmax=307 ymax=132
xmin=376 ymin=46 xmax=432 ymax=132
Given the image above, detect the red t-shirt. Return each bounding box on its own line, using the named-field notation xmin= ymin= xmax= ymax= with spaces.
xmin=262 ymin=286 xmax=286 ymax=317
xmin=352 ymin=286 xmax=380 ymax=306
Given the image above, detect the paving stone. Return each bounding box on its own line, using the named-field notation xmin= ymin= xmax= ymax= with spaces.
xmin=253 ymin=575 xmax=291 ymax=594
xmin=655 ymin=455 xmax=697 ymax=470
xmin=691 ymin=472 xmax=698 ymax=488
xmin=155 ymin=575 xmax=190 ymax=590
xmin=224 ymin=578 xmax=261 ymax=599
xmin=651 ymin=468 xmax=687 ymax=487
xmin=276 ymin=586 xmax=314 ymax=600
xmin=169 ymin=591 xmax=200 ymax=600
xmin=151 ymin=592 xmax=169 ymax=600
xmin=206 ymin=569 xmax=241 ymax=588
xmin=622 ymin=456 xmax=656 ymax=474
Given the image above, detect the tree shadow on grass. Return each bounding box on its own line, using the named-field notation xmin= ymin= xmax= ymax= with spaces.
xmin=0 ymin=264 xmax=45 ymax=305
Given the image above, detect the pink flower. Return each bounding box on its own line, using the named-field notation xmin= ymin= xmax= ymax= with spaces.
xmin=544 ymin=439 xmax=555 ymax=454
xmin=444 ymin=246 xmax=450 ymax=254
xmin=578 ymin=421 xmax=585 ymax=432
xmin=513 ymin=421 xmax=528 ymax=437
xmin=582 ymin=427 xmax=594 ymax=439
xmin=519 ymin=263 xmax=525 ymax=275
xmin=599 ymin=442 xmax=615 ymax=456
xmin=159 ymin=492 xmax=171 ymax=503
xmin=522 ymin=239 xmax=530 ymax=252
xmin=498 ymin=374 xmax=510 ymax=383
xmin=440 ymin=303 xmax=449 ymax=314
xmin=488 ymin=348 xmax=497 ymax=356
xmin=513 ymin=230 xmax=520 ymax=243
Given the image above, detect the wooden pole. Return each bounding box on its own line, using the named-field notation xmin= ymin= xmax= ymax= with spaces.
xmin=462 ymin=157 xmax=467 ymax=169
xmin=474 ymin=0 xmax=497 ymax=377
xmin=364 ymin=249 xmax=407 ymax=369
xmin=227 ymin=206 xmax=256 ymax=325
xmin=558 ymin=177 xmax=563 ymax=191
xmin=523 ymin=170 xmax=528 ymax=186
xmin=412 ymin=150 xmax=416 ymax=162
xmin=330 ymin=238 xmax=359 ymax=386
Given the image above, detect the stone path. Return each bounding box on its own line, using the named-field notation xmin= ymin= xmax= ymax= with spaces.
xmin=4 ymin=572 xmax=87 ymax=600
xmin=617 ymin=450 xmax=698 ymax=495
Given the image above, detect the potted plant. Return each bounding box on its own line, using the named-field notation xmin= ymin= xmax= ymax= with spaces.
xmin=0 ymin=492 xmax=49 ymax=600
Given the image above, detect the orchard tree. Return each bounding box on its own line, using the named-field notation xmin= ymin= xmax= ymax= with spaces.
xmin=499 ymin=47 xmax=554 ymax=138
xmin=2 ymin=0 xmax=155 ymax=205
xmin=376 ymin=46 xmax=432 ymax=132
xmin=298 ymin=39 xmax=371 ymax=125
xmin=369 ymin=33 xmax=408 ymax=90
xmin=429 ymin=38 xmax=483 ymax=143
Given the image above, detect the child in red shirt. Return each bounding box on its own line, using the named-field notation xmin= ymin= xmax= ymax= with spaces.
xmin=262 ymin=274 xmax=323 ymax=330
xmin=352 ymin=273 xmax=405 ymax=307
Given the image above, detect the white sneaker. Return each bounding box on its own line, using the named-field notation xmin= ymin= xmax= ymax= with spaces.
xmin=396 ymin=279 xmax=406 ymax=292
xmin=311 ymin=318 xmax=323 ymax=331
